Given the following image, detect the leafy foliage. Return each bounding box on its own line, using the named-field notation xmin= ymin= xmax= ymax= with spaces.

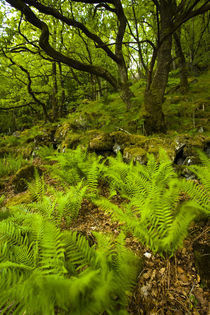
xmin=25 ymin=173 xmax=87 ymax=225
xmin=0 ymin=154 xmax=28 ymax=177
xmin=180 ymin=150 xmax=210 ymax=215
xmin=0 ymin=213 xmax=139 ymax=315
xmin=96 ymin=149 xmax=209 ymax=255
xmin=49 ymin=147 xmax=105 ymax=196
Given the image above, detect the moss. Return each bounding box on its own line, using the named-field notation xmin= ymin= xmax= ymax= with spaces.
xmin=111 ymin=132 xmax=147 ymax=149
xmin=6 ymin=191 xmax=32 ymax=207
xmin=16 ymin=143 xmax=36 ymax=158
xmin=110 ymin=131 xmax=131 ymax=145
xmin=62 ymin=133 xmax=82 ymax=149
xmin=89 ymin=133 xmax=114 ymax=152
xmin=130 ymin=135 xmax=147 ymax=146
xmin=12 ymin=165 xmax=42 ymax=193
xmin=87 ymin=129 xmax=104 ymax=138
xmin=123 ymin=147 xmax=147 ymax=163
xmin=55 ymin=122 xmax=71 ymax=140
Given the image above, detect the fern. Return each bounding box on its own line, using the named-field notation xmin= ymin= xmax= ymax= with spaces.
xmin=0 ymin=154 xmax=28 ymax=177
xmin=98 ymin=149 xmax=209 ymax=255
xmin=0 ymin=194 xmax=5 ymax=206
xmin=27 ymin=170 xmax=46 ymax=201
xmin=37 ymin=144 xmax=55 ymax=160
xmin=180 ymin=150 xmax=210 ymax=215
xmin=49 ymin=147 xmax=105 ymax=193
xmin=0 ymin=213 xmax=139 ymax=314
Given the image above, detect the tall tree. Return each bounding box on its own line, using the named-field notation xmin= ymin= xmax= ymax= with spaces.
xmin=143 ymin=0 xmax=209 ymax=134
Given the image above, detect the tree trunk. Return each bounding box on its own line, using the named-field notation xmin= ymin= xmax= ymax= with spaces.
xmin=58 ymin=62 xmax=66 ymax=117
xmin=144 ymin=35 xmax=172 ymax=134
xmin=144 ymin=1 xmax=176 ymax=134
xmin=118 ymin=63 xmax=134 ymax=110
xmin=174 ymin=31 xmax=189 ymax=94
xmin=52 ymin=61 xmax=59 ymax=120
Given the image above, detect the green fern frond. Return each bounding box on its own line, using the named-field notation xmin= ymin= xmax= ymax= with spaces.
xmin=63 ymin=230 xmax=97 ymax=273
xmin=188 ymin=150 xmax=210 ymax=195
xmin=27 ymin=170 xmax=46 ymax=201
xmin=180 ymin=178 xmax=209 ymax=215
xmin=0 ymin=214 xmax=139 ymax=314
xmin=99 ymin=149 xmax=209 ymax=255
xmin=39 ymin=221 xmax=66 ymax=276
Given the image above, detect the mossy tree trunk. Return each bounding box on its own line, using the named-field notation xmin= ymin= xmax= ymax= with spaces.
xmin=118 ymin=62 xmax=135 ymax=110
xmin=144 ymin=37 xmax=171 ymax=134
xmin=144 ymin=1 xmax=176 ymax=134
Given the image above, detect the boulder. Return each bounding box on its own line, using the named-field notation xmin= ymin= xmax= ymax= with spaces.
xmin=89 ymin=133 xmax=114 ymax=152
xmin=123 ymin=147 xmax=147 ymax=163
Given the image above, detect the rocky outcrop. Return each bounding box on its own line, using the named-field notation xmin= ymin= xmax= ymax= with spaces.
xmin=88 ymin=131 xmax=209 ymax=164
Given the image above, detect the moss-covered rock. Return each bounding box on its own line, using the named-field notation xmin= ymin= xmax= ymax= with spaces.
xmin=62 ymin=133 xmax=82 ymax=150
xmin=54 ymin=122 xmax=71 ymax=140
xmin=89 ymin=133 xmax=114 ymax=152
xmin=174 ymin=135 xmax=206 ymax=162
xmin=123 ymin=147 xmax=147 ymax=163
xmin=17 ymin=142 xmax=36 ymax=158
xmin=110 ymin=131 xmax=131 ymax=146
xmin=11 ymin=165 xmax=42 ymax=193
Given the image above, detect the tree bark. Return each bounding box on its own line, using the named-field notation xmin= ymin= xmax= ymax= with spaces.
xmin=174 ymin=31 xmax=189 ymax=94
xmin=118 ymin=62 xmax=134 ymax=110
xmin=144 ymin=1 xmax=175 ymax=134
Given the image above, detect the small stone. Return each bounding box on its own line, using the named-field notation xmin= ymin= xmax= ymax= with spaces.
xmin=140 ymin=284 xmax=151 ymax=297
xmin=90 ymin=226 xmax=96 ymax=230
xmin=144 ymin=252 xmax=152 ymax=259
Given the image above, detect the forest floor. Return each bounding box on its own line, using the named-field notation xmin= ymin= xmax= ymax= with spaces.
xmin=0 ymin=71 xmax=209 ymax=314
xmin=2 ymin=166 xmax=209 ymax=315
xmin=67 ymin=201 xmax=210 ymax=314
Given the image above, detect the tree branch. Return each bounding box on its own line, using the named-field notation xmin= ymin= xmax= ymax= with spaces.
xmin=2 ymin=49 xmax=51 ymax=121
xmin=6 ymin=0 xmax=118 ymax=89
xmin=22 ymin=0 xmax=120 ymax=63
xmin=0 ymin=102 xmax=37 ymax=111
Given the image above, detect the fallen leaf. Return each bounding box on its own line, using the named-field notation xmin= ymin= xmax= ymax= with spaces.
xmin=177 ymin=266 xmax=184 ymax=273
xmin=179 ymin=274 xmax=188 ymax=282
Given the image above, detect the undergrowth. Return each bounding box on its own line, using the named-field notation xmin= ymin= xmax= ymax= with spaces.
xmin=96 ymin=149 xmax=209 ymax=255
xmin=0 ymin=213 xmax=139 ymax=314
xmin=0 ymin=154 xmax=28 ymax=177
xmin=0 ymin=146 xmax=209 ymax=313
